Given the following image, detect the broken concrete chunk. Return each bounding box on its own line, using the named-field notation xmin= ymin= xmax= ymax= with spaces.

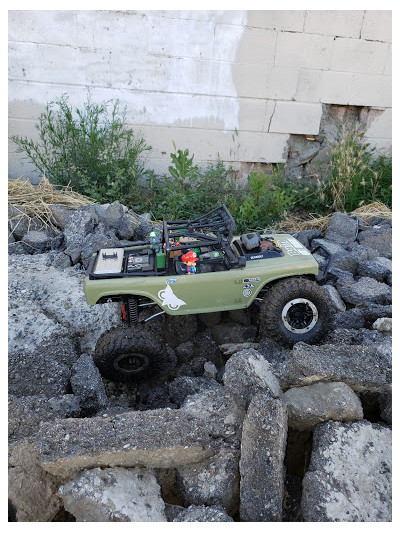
xmin=173 ymin=504 xmax=234 ymax=522
xmin=8 ymin=441 xmax=63 ymax=522
xmin=321 ymin=284 xmax=346 ymax=312
xmin=59 ymin=467 xmax=167 ymax=522
xmin=181 ymin=388 xmax=245 ymax=447
xmin=177 ymin=447 xmax=240 ymax=516
xmin=223 ymin=348 xmax=282 ymax=409
xmin=283 ymin=341 xmax=391 ymax=393
xmin=240 ymin=393 xmax=288 ymax=522
xmin=36 ymin=409 xmax=214 ymax=478
xmin=325 ymin=212 xmax=358 ymax=245
xmin=372 ymin=317 xmax=392 ymax=333
xmin=283 ymin=382 xmax=363 ymax=431
xmin=302 ymin=421 xmax=392 ymax=521
xmin=70 ymin=354 xmax=108 ymax=415
xmin=337 ymin=276 xmax=391 ymax=306
xmin=8 ymin=394 xmax=80 ymax=444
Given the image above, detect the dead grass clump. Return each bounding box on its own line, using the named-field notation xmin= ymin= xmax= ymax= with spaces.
xmin=8 ymin=177 xmax=93 ymax=234
xmin=276 ymin=201 xmax=391 ymax=234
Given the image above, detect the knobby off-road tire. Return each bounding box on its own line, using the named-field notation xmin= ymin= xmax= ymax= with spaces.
xmin=94 ymin=326 xmax=169 ymax=383
xmin=260 ymin=277 xmax=334 ymax=347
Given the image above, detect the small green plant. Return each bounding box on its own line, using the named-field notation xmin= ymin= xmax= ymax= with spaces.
xmin=11 ymin=93 xmax=151 ymax=204
xmin=228 ymin=167 xmax=295 ymax=232
xmin=325 ymin=128 xmax=392 ymax=212
xmin=168 ymin=145 xmax=199 ymax=189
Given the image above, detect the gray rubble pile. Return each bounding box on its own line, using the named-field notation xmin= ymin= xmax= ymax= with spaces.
xmin=8 ymin=205 xmax=392 ymax=522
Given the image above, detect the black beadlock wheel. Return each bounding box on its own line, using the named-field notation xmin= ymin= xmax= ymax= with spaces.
xmin=260 ymin=277 xmax=334 ymax=347
xmin=93 ymin=326 xmax=169 ymax=383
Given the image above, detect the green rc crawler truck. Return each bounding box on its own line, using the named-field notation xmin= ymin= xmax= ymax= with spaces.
xmin=84 ymin=205 xmax=333 ymax=382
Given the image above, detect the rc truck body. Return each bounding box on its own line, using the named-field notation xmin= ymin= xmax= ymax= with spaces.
xmin=84 ymin=206 xmax=333 ymax=382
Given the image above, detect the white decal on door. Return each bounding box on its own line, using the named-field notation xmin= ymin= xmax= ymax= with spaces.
xmin=158 ymin=285 xmax=187 ymax=311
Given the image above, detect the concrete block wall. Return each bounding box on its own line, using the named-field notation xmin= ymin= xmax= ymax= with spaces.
xmin=8 ymin=10 xmax=392 ymax=182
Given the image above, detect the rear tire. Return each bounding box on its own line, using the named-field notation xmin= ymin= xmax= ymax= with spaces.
xmin=94 ymin=326 xmax=169 ymax=383
xmin=260 ymin=277 xmax=334 ymax=347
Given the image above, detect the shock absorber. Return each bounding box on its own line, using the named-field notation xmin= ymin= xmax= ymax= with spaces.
xmin=127 ymin=297 xmax=139 ymax=326
xmin=122 ymin=297 xmax=139 ymax=326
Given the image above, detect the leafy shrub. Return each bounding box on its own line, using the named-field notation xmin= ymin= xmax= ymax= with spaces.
xmin=145 ymin=148 xmax=236 ymax=221
xmin=11 ymin=93 xmax=151 ymax=204
xmin=228 ymin=168 xmax=295 ymax=232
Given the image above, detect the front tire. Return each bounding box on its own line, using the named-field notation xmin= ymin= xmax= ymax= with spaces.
xmin=94 ymin=326 xmax=169 ymax=383
xmin=260 ymin=277 xmax=334 ymax=347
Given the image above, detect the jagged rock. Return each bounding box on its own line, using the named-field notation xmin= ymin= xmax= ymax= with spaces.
xmin=257 ymin=337 xmax=291 ymax=383
xmin=334 ymin=308 xmax=365 ymax=329
xmin=312 ymin=238 xmax=346 ymax=257
xmin=101 ymin=201 xmax=152 ymax=240
xmin=326 ymin=327 xmax=384 ymax=345
xmin=119 ymin=211 xmax=153 ymax=240
xmin=357 ymin=228 xmax=392 ymax=259
xmin=188 ymin=356 xmax=208 ymax=376
xmin=209 ymin=322 xmax=257 ymax=345
xmin=9 ymin=210 xmax=44 ymax=240
xmin=8 ymin=313 xmax=79 ymax=398
xmin=203 ymin=361 xmax=218 ymax=379
xmin=228 ymin=308 xmax=252 ymax=325
xmin=294 ymin=229 xmax=322 ymax=249
xmin=326 ymin=267 xmax=354 ymax=285
xmin=358 ymin=256 xmax=392 ymax=282
xmin=240 ymin=393 xmax=288 ymax=521
xmin=64 ymin=206 xmax=98 ymax=250
xmin=70 ymin=354 xmax=108 ymax=415
xmin=8 ymin=441 xmax=63 ymax=522
xmin=173 ymin=505 xmax=234 ymax=522
xmin=50 ymin=204 xmax=74 ymax=230
xmin=102 ymin=201 xmax=126 ymax=227
xmin=283 ymin=341 xmax=391 ymax=393
xmin=177 ymin=447 xmax=240 ymax=515
xmin=46 ymin=251 xmax=72 ymax=268
xmin=337 ymin=276 xmax=391 ymax=306
xmin=372 ymin=317 xmax=392 ymax=333
xmin=322 ymin=284 xmax=346 ymax=312
xmin=79 ymin=230 xmax=121 ymax=269
xmin=164 ymin=504 xmax=185 ymax=522
xmin=197 ymin=311 xmax=222 ymax=327
xmin=21 ymin=230 xmax=57 ymax=254
xmin=139 ymin=383 xmax=176 ymax=410
xmin=59 ymin=467 xmax=167 ymax=522
xmin=36 ymin=409 xmax=214 ymax=478
xmin=380 ymin=389 xmax=392 ymax=425
xmin=8 ymin=225 xmax=15 ymax=243
xmin=164 ymin=315 xmax=198 ymax=348
xmin=169 ymin=376 xmax=221 ymax=407
xmin=8 ymin=254 xmax=120 ymax=355
xmin=181 ymin=388 xmax=245 ymax=448
xmin=283 ymin=382 xmax=363 ymax=431
xmin=8 ymin=394 xmax=80 ymax=444
xmin=324 ymin=212 xmax=358 ymax=245
xmin=219 ymin=342 xmax=259 ymax=357
xmin=331 ymin=252 xmax=359 ymax=274
xmin=302 ymin=421 xmax=392 ymax=521
xmin=223 ymin=348 xmax=282 ymax=410
xmin=362 ymin=304 xmax=392 ymax=326
xmin=190 ymin=332 xmax=223 ymax=366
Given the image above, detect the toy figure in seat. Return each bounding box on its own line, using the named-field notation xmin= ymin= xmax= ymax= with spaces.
xmin=181 ymin=250 xmax=199 ymax=274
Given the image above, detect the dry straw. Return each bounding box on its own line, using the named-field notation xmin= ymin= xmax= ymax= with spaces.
xmin=8 ymin=177 xmax=93 ymax=233
xmin=276 ymin=201 xmax=392 ymax=234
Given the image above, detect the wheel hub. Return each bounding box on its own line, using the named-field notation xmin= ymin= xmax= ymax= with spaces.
xmin=113 ymin=352 xmax=150 ymax=374
xmin=282 ymin=298 xmax=318 ymax=334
